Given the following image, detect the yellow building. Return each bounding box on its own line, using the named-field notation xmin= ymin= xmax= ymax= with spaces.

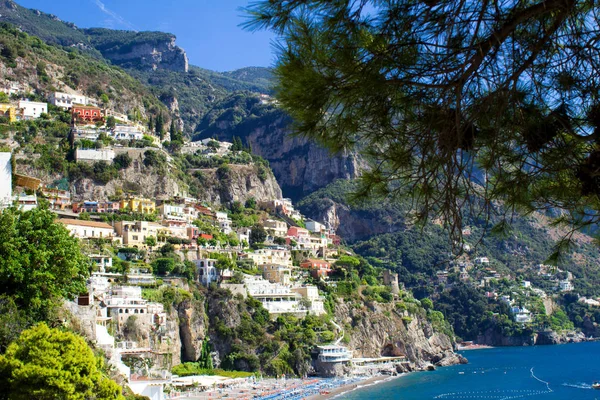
xmin=114 ymin=221 xmax=168 ymax=248
xmin=0 ymin=104 xmax=16 ymax=122
xmin=119 ymin=197 xmax=156 ymax=214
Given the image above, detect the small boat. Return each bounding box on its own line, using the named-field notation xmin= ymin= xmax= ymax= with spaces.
xmin=593 ymin=382 xmax=600 ymax=389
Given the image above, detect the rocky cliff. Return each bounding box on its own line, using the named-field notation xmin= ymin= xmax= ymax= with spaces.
xmin=194 ymin=96 xmax=363 ymax=199
xmin=17 ymin=150 xmax=282 ymax=205
xmin=476 ymin=328 xmax=587 ymax=346
xmin=295 ymin=180 xmax=407 ymax=242
xmin=84 ymin=29 xmax=189 ymax=73
xmin=193 ymin=164 xmax=282 ymax=205
xmin=335 ymin=300 xmax=463 ymax=368
xmin=177 ymin=298 xmax=207 ymax=362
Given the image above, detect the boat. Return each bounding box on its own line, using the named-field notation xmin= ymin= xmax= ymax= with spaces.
xmin=593 ymin=382 xmax=600 ymax=389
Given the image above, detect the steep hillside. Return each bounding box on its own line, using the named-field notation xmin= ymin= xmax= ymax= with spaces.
xmin=0 ymin=23 xmax=166 ymax=116
xmin=0 ymin=2 xmax=274 ymax=134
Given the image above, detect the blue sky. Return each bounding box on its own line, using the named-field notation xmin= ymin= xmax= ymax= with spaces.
xmin=16 ymin=0 xmax=277 ymax=72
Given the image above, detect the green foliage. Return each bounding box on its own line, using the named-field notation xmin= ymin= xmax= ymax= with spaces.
xmin=113 ymin=153 xmax=132 ymax=170
xmin=0 ymin=323 xmax=124 ymax=400
xmin=250 ymin=225 xmax=267 ymax=248
xmin=0 ymin=207 xmax=90 ymax=320
xmin=67 ymin=161 xmax=119 ymax=185
xmin=143 ymin=150 xmax=167 ymax=171
xmin=151 ymin=258 xmax=175 ymax=276
xmin=549 ymin=309 xmax=574 ymax=333
xmin=421 ymin=298 xmax=434 ymax=310
xmin=144 ymin=235 xmax=157 ymax=248
xmin=142 ymin=286 xmax=192 ymax=309
xmin=0 ymin=296 xmax=30 ymax=354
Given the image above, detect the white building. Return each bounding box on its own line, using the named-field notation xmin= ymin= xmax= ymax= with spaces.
xmin=158 ymin=204 xmax=185 ymax=219
xmin=514 ymin=308 xmax=533 ymax=323
xmin=18 ymin=100 xmax=47 ymax=119
xmin=237 ymin=227 xmax=251 ymax=245
xmin=306 ymin=220 xmax=326 ymax=233
xmin=75 ymin=148 xmax=116 ymax=163
xmin=104 ymin=286 xmax=166 ymax=327
xmin=215 ymin=211 xmax=233 ymax=234
xmin=244 ymin=276 xmax=305 ymax=315
xmin=291 ymin=285 xmax=326 ymax=315
xmin=475 ymin=257 xmax=490 ymax=265
xmin=194 ymin=258 xmax=219 ymax=286
xmin=112 ymin=124 xmax=143 ymax=141
xmin=49 ymin=91 xmax=89 ymax=109
xmin=0 ymin=152 xmax=11 ymax=207
xmin=315 ymin=345 xmax=353 ymax=363
xmin=522 ymin=281 xmax=531 ymax=288
xmin=559 ymin=279 xmax=574 ymax=292
xmin=60 ymin=219 xmax=115 ymax=239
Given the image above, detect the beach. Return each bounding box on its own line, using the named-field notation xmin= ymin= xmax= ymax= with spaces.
xmin=305 ymin=375 xmax=395 ymax=400
xmin=168 ymin=374 xmax=399 ymax=400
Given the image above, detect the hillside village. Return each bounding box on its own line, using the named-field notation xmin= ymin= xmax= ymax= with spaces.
xmin=0 ymin=94 xmax=593 ymax=396
xmin=2 ymin=3 xmax=600 ymax=399
xmin=0 ymin=86 xmax=465 ymax=398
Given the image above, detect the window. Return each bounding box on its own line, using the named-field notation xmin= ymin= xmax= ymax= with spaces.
xmin=132 ymin=235 xmax=138 ymax=240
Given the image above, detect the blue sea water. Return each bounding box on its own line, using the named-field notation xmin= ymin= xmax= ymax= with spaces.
xmin=341 ymin=341 xmax=600 ymax=399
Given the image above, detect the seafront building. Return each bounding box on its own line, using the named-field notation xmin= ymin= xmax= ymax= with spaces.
xmin=315 ymin=345 xmax=353 ymax=363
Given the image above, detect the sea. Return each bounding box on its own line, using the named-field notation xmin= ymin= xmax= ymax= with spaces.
xmin=341 ymin=341 xmax=600 ymax=400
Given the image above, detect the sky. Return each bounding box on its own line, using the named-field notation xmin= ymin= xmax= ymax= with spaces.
xmin=15 ymin=0 xmax=278 ymax=72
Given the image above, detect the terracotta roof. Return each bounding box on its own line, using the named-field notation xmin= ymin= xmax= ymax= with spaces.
xmin=59 ymin=219 xmax=113 ymax=229
xmin=302 ymin=259 xmax=331 ymax=264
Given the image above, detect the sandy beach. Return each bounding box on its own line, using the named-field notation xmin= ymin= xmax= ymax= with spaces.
xmin=169 ymin=374 xmax=401 ymax=400
xmin=305 ymin=375 xmax=398 ymax=400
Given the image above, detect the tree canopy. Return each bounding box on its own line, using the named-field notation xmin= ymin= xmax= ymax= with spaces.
xmin=0 ymin=323 xmax=124 ymax=400
xmin=245 ymin=0 xmax=600 ymax=247
xmin=0 ymin=207 xmax=90 ymax=319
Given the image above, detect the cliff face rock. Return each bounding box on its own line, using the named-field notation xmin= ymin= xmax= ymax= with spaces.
xmin=71 ymin=154 xmax=181 ymax=202
xmin=205 ymin=291 xmax=243 ymax=366
xmin=196 ymin=106 xmax=363 ymax=199
xmin=476 ymin=328 xmax=586 ymax=346
xmin=195 ymin=164 xmax=282 ymax=205
xmin=534 ymin=330 xmax=586 ymax=345
xmin=177 ymin=298 xmax=207 ymax=362
xmin=161 ymin=94 xmax=185 ymax=133
xmin=334 ymin=301 xmax=462 ymax=367
xmin=84 ymin=30 xmax=189 ymax=73
xmin=477 ymin=328 xmax=535 ymax=346
xmin=243 ymin=122 xmax=362 ymax=198
xmin=309 ymin=199 xmax=406 ymax=242
xmin=103 ymin=39 xmax=187 ymax=72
